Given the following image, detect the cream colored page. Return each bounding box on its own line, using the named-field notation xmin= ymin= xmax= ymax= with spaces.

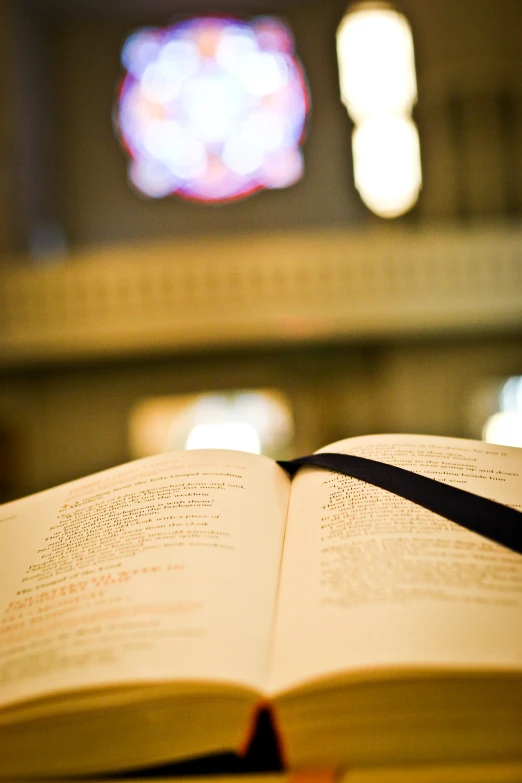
xmin=268 ymin=434 xmax=522 ymax=694
xmin=0 ymin=450 xmax=290 ymax=709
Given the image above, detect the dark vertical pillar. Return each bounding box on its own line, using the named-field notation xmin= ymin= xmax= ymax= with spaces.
xmin=5 ymin=0 xmax=66 ymax=260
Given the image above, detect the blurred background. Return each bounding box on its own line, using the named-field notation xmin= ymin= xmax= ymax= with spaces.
xmin=0 ymin=0 xmax=521 ymax=502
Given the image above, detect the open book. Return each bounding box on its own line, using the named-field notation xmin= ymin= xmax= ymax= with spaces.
xmin=1 ymin=434 xmax=521 ymax=779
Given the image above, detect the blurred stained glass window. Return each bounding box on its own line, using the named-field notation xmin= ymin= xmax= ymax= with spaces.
xmin=114 ymin=16 xmax=310 ymax=203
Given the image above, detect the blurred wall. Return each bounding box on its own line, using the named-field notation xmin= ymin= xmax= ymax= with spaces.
xmin=2 ymin=0 xmax=522 ymax=255
xmin=1 ymin=335 xmax=521 ymax=500
xmin=0 ymin=0 xmax=521 ymax=501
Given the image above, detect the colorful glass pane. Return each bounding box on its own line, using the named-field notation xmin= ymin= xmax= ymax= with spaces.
xmin=115 ymin=16 xmax=310 ymax=203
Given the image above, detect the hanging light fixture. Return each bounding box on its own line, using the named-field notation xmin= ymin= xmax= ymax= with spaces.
xmin=336 ymin=2 xmax=422 ymax=218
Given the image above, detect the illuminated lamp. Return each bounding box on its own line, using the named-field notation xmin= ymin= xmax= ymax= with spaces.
xmin=336 ymin=2 xmax=421 ymax=217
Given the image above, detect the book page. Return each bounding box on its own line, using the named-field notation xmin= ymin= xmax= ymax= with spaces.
xmin=268 ymin=434 xmax=522 ymax=694
xmin=0 ymin=450 xmax=290 ymax=710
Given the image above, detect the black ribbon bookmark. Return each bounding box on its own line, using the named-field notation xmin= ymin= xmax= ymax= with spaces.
xmin=278 ymin=452 xmax=522 ymax=557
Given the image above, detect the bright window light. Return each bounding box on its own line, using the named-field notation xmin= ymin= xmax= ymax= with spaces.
xmin=499 ymin=375 xmax=522 ymax=413
xmin=483 ymin=412 xmax=522 ymax=448
xmin=483 ymin=376 xmax=522 ymax=448
xmin=186 ymin=422 xmax=261 ymax=453
xmin=336 ymin=2 xmax=421 ymax=218
xmin=129 ymin=389 xmax=294 ymax=458
xmin=115 ymin=16 xmax=310 ymax=203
